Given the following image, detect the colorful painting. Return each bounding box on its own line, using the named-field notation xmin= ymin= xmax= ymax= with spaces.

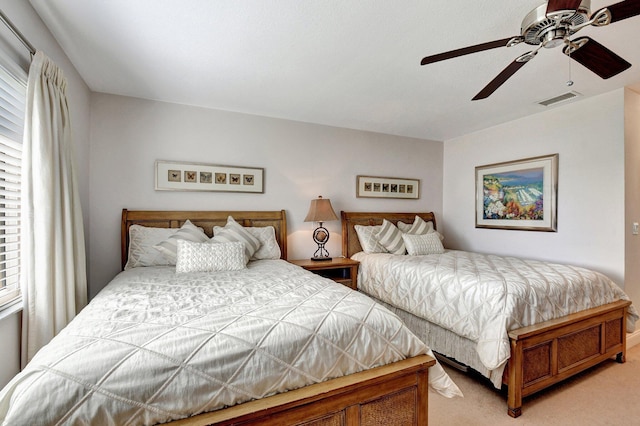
xmin=476 ymin=154 xmax=558 ymax=231
xmin=483 ymin=167 xmax=544 ymax=220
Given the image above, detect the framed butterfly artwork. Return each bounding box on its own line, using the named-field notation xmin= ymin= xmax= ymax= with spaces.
xmin=155 ymin=160 xmax=264 ymax=193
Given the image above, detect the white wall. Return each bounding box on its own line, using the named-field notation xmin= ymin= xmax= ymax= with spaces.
xmin=625 ymin=88 xmax=640 ymax=307
xmin=88 ymin=93 xmax=443 ymax=298
xmin=0 ymin=1 xmax=91 ymax=389
xmin=443 ymin=90 xmax=626 ymax=287
xmin=0 ymin=312 xmax=19 ymax=387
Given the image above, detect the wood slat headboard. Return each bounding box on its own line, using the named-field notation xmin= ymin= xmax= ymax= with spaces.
xmin=121 ymin=209 xmax=287 ymax=269
xmin=341 ymin=211 xmax=437 ymax=258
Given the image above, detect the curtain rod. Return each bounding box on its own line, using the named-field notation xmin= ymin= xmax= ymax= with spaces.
xmin=0 ymin=9 xmax=36 ymax=56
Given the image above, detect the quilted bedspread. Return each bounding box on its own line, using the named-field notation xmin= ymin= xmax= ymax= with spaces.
xmin=353 ymin=250 xmax=639 ymax=371
xmin=0 ymin=260 xmax=460 ymax=425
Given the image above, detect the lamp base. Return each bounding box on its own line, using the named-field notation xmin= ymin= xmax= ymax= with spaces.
xmin=311 ymin=256 xmax=332 ymax=262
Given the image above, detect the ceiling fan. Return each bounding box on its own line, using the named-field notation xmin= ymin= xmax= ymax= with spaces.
xmin=420 ymin=0 xmax=640 ymax=100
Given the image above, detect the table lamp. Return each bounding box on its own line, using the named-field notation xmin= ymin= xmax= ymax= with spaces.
xmin=304 ymin=196 xmax=339 ymax=261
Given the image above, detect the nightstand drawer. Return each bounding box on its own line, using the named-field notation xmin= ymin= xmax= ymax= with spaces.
xmin=289 ymin=258 xmax=359 ymax=290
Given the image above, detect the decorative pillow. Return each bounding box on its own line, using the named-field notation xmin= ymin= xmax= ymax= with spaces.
xmin=376 ymin=219 xmax=405 ymax=255
xmin=211 ymin=216 xmax=261 ymax=261
xmin=125 ymin=225 xmax=178 ymax=270
xmin=354 ymin=225 xmax=387 ymax=254
xmin=402 ymin=232 xmax=445 ymax=256
xmin=176 ymin=240 xmax=246 ymax=273
xmin=153 ymin=220 xmax=210 ymax=264
xmin=397 ymin=216 xmax=444 ymax=241
xmin=245 ymin=226 xmax=281 ymax=260
xmin=397 ymin=215 xmax=434 ymax=235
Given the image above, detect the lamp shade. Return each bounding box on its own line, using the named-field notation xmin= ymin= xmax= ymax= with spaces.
xmin=304 ymin=196 xmax=339 ymax=223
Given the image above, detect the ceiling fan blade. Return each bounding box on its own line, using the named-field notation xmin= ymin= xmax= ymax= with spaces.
xmin=421 ymin=37 xmax=516 ymax=66
xmin=603 ymin=0 xmax=640 ymax=23
xmin=546 ymin=0 xmax=583 ymax=17
xmin=472 ymin=57 xmax=531 ymax=100
xmin=564 ymin=36 xmax=631 ymax=79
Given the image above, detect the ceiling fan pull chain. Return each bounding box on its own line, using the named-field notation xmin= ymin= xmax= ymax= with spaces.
xmin=566 ymin=40 xmax=574 ymax=87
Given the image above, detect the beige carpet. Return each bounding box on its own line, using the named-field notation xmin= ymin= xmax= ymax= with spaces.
xmin=428 ymin=344 xmax=640 ymax=425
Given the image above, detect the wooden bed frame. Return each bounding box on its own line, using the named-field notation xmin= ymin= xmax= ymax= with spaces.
xmin=121 ymin=209 xmax=435 ymax=426
xmin=341 ymin=211 xmax=631 ymax=418
xmin=121 ymin=209 xmax=290 ymax=268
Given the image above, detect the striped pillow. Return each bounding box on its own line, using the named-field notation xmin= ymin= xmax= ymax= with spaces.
xmin=125 ymin=225 xmax=178 ymax=269
xmin=246 ymin=226 xmax=281 ymax=260
xmin=376 ymin=219 xmax=405 ymax=255
xmin=397 ymin=216 xmax=444 ymax=241
xmin=154 ymin=220 xmax=210 ymax=264
xmin=211 ymin=216 xmax=261 ymax=262
xmin=397 ymin=215 xmax=434 ymax=235
xmin=354 ymin=225 xmax=387 ymax=254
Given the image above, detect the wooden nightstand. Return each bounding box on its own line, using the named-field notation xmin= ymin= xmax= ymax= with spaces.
xmin=289 ymin=258 xmax=359 ymax=290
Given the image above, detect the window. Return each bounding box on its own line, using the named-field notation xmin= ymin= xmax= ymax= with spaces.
xmin=0 ymin=56 xmax=26 ymax=311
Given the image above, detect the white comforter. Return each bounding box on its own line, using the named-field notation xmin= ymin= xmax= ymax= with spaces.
xmin=0 ymin=260 xmax=460 ymax=425
xmin=353 ymin=250 xmax=638 ymax=371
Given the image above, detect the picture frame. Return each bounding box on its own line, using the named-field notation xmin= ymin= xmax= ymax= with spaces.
xmin=155 ymin=160 xmax=264 ymax=193
xmin=356 ymin=175 xmax=420 ymax=199
xmin=475 ymin=154 xmax=558 ymax=231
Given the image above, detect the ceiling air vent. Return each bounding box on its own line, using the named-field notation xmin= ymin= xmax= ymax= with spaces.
xmin=537 ymin=91 xmax=582 ymax=107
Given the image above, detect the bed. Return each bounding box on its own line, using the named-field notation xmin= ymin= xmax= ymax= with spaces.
xmin=341 ymin=211 xmax=638 ymax=418
xmin=0 ymin=209 xmax=462 ymax=426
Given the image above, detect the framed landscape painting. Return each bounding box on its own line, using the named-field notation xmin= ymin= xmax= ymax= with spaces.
xmin=475 ymin=154 xmax=558 ymax=231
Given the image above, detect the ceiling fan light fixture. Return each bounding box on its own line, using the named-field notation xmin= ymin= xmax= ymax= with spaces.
xmin=521 ymin=2 xmax=590 ymax=46
xmin=542 ymin=28 xmax=568 ymax=48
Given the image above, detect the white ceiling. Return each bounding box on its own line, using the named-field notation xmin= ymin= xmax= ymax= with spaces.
xmin=29 ymin=0 xmax=640 ymax=141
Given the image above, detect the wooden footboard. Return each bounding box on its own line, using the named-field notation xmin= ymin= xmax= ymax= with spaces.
xmin=340 ymin=211 xmax=633 ymax=418
xmin=506 ymin=300 xmax=631 ymax=418
xmin=121 ymin=210 xmax=433 ymax=425
xmin=168 ymin=354 xmax=435 ymax=426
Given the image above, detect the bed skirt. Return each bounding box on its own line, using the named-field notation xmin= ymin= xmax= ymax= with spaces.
xmin=370 ymin=295 xmax=506 ymax=388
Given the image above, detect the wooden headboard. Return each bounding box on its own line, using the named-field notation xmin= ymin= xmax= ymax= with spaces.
xmin=121 ymin=209 xmax=287 ymax=269
xmin=341 ymin=211 xmax=437 ymax=258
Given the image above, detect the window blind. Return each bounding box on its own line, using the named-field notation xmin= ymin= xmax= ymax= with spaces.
xmin=0 ymin=59 xmax=26 ymax=311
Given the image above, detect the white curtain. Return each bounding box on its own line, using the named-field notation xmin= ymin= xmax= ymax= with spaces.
xmin=21 ymin=51 xmax=87 ymax=367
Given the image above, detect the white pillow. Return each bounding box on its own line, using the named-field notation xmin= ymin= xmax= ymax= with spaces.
xmin=176 ymin=240 xmax=246 ymax=273
xmin=354 ymin=225 xmax=387 ymax=254
xmin=397 ymin=215 xmax=434 ymax=235
xmin=154 ymin=220 xmax=210 ymax=264
xmin=125 ymin=225 xmax=178 ymax=270
xmin=376 ymin=219 xmax=406 ymax=255
xmin=245 ymin=226 xmax=281 ymax=260
xmin=402 ymin=232 xmax=444 ymax=256
xmin=211 ymin=216 xmax=261 ymax=261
